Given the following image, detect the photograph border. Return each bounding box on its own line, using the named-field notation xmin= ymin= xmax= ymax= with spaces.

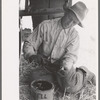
xmin=0 ymin=0 xmax=2 ymax=99
xmin=1 ymin=0 xmax=99 ymax=100
xmin=98 ymin=0 xmax=99 ymax=99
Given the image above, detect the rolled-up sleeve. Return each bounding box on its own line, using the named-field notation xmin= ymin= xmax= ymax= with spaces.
xmin=23 ymin=22 xmax=45 ymax=60
xmin=62 ymin=29 xmax=79 ymax=71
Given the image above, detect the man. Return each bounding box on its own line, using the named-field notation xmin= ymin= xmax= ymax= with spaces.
xmin=23 ymin=1 xmax=96 ymax=94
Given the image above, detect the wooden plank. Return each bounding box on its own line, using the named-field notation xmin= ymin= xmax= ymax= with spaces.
xmin=19 ymin=7 xmax=64 ymax=16
xmin=25 ymin=0 xmax=28 ymax=10
xmin=50 ymin=0 xmax=65 ymax=8
xmin=30 ymin=0 xmax=49 ymax=9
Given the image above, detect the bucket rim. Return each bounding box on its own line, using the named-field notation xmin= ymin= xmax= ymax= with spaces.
xmin=31 ymin=79 xmax=54 ymax=92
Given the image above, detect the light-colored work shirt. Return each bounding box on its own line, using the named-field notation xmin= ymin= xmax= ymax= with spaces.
xmin=23 ymin=18 xmax=79 ymax=70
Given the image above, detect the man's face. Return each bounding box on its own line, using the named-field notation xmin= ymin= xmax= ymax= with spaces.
xmin=61 ymin=10 xmax=80 ymax=29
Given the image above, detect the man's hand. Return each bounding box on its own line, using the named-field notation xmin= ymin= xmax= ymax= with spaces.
xmin=28 ymin=55 xmax=43 ymax=64
xmin=44 ymin=60 xmax=62 ymax=73
xmin=28 ymin=55 xmax=62 ymax=73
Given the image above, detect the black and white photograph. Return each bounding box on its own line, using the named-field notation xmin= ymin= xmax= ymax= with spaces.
xmin=18 ymin=0 xmax=98 ymax=100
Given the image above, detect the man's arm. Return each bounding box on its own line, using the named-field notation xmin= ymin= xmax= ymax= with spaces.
xmin=61 ymin=29 xmax=80 ymax=71
xmin=44 ymin=29 xmax=80 ymax=73
xmin=57 ymin=30 xmax=96 ymax=93
xmin=56 ymin=30 xmax=82 ymax=93
xmin=23 ymin=23 xmax=44 ymax=62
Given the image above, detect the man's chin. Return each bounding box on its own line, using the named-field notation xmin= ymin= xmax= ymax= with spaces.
xmin=63 ymin=26 xmax=71 ymax=29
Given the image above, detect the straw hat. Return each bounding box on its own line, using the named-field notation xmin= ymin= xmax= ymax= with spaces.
xmin=64 ymin=1 xmax=88 ymax=27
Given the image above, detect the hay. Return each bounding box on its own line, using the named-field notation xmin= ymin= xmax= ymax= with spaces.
xmin=19 ymin=56 xmax=96 ymax=100
xmin=19 ymin=84 xmax=96 ymax=100
xmin=19 ymin=55 xmax=39 ymax=85
xmin=20 ymin=85 xmax=31 ymax=100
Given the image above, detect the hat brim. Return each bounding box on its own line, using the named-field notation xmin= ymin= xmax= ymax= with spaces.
xmin=68 ymin=8 xmax=84 ymax=28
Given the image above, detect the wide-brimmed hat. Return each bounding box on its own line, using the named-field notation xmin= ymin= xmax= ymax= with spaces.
xmin=64 ymin=1 xmax=88 ymax=27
